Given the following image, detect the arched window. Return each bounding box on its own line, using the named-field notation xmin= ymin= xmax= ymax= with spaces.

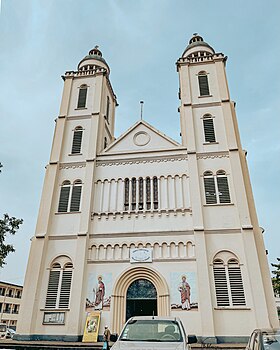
xmin=124 ymin=178 xmax=130 ymax=211
xmin=106 ymin=96 xmax=110 ymax=123
xmin=213 ymin=253 xmax=246 ymax=307
xmin=70 ymin=180 xmax=82 ymax=212
xmin=45 ymin=258 xmax=73 ymax=309
xmin=71 ymin=126 xmax=83 ymax=154
xmin=146 ymin=177 xmax=151 ymax=210
xmin=203 ymin=115 xmax=216 ymax=143
xmin=77 ymin=85 xmax=87 ymax=108
xmin=217 ymin=170 xmax=231 ymax=203
xmin=138 ymin=177 xmax=144 ymax=210
xmin=198 ymin=71 xmax=210 ymax=96
xmin=203 ymin=170 xmax=231 ymax=204
xmin=203 ymin=171 xmax=217 ymax=204
xmin=58 ymin=181 xmax=71 ymax=212
xmin=131 ymin=178 xmax=136 ymax=210
xmin=153 ymin=177 xmax=158 ymax=209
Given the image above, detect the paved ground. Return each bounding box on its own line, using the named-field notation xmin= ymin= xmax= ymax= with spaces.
xmin=0 ymin=339 xmax=247 ymax=350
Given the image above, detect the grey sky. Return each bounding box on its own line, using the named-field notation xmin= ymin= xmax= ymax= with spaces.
xmin=0 ymin=0 xmax=279 ymax=285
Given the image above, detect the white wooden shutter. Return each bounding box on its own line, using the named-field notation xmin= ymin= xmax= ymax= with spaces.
xmin=198 ymin=75 xmax=210 ymax=96
xmin=213 ymin=264 xmax=230 ymax=306
xmin=204 ymin=177 xmax=217 ymax=204
xmin=203 ymin=118 xmax=216 ymax=142
xmin=71 ymin=130 xmax=83 ymax=154
xmin=45 ymin=269 xmax=60 ymax=308
xmin=58 ymin=270 xmax=73 ymax=308
xmin=228 ymin=264 xmax=246 ymax=306
xmin=58 ymin=186 xmax=70 ymax=212
xmin=217 ymin=176 xmax=231 ymax=203
xmin=70 ymin=185 xmax=82 ymax=212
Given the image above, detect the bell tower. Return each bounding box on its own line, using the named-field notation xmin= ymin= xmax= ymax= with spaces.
xmin=177 ymin=34 xmax=278 ymax=337
xmin=16 ymin=47 xmax=117 ymax=341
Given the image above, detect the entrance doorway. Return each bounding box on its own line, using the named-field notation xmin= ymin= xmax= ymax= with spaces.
xmin=126 ymin=279 xmax=157 ymax=320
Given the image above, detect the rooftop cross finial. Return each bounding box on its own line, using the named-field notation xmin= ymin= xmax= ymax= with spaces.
xmin=94 ymin=45 xmax=99 ymax=49
xmin=140 ymin=101 xmax=144 ymax=120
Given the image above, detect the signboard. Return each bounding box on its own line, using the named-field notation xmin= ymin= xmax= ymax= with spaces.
xmin=82 ymin=311 xmax=101 ymax=343
xmin=130 ymin=248 xmax=152 ymax=263
xmin=43 ymin=312 xmax=65 ymax=325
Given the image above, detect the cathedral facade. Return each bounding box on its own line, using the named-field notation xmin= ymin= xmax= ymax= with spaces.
xmin=16 ymin=34 xmax=278 ymax=342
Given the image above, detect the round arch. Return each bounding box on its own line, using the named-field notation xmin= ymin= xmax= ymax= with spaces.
xmin=111 ymin=266 xmax=170 ymax=333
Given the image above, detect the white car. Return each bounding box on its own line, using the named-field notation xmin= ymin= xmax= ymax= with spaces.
xmin=111 ymin=316 xmax=197 ymax=350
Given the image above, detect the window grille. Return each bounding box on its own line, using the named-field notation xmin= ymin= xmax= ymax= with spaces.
xmin=198 ymin=73 xmax=210 ymax=96
xmin=203 ymin=171 xmax=231 ymax=204
xmin=153 ymin=177 xmax=158 ymax=209
xmin=58 ymin=181 xmax=71 ymax=212
xmin=138 ymin=177 xmax=144 ymax=210
xmin=124 ymin=178 xmax=129 ymax=211
xmin=213 ymin=257 xmax=246 ymax=307
xmin=77 ymin=86 xmax=87 ymax=108
xmin=45 ymin=261 xmax=73 ymax=309
xmin=146 ymin=177 xmax=151 ymax=210
xmin=203 ymin=116 xmax=216 ymax=142
xmin=131 ymin=178 xmax=136 ymax=210
xmin=71 ymin=127 xmax=83 ymax=154
xmin=70 ymin=181 xmax=82 ymax=212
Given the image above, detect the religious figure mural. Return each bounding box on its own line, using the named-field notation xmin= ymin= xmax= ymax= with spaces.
xmin=170 ymin=272 xmax=198 ymax=310
xmin=86 ymin=273 xmax=112 ymax=311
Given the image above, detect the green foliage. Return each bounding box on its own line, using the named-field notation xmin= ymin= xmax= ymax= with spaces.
xmin=271 ymin=258 xmax=280 ymax=296
xmin=0 ymin=214 xmax=23 ymax=268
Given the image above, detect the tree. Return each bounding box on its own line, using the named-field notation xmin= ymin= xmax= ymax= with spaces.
xmin=0 ymin=164 xmax=23 ymax=267
xmin=271 ymin=258 xmax=280 ymax=297
xmin=0 ymin=214 xmax=23 ymax=267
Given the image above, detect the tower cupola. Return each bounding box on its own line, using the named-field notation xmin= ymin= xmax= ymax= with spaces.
xmin=78 ymin=45 xmax=110 ymax=74
xmin=182 ymin=33 xmax=215 ymax=58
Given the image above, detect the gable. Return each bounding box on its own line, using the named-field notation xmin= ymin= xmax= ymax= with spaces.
xmin=104 ymin=120 xmax=181 ymax=154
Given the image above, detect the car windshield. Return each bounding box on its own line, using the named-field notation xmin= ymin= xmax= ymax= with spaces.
xmin=120 ymin=320 xmax=183 ymax=342
xmin=263 ymin=330 xmax=280 ymax=350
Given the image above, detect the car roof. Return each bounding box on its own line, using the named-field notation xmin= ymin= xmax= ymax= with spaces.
xmin=128 ymin=316 xmax=179 ymax=322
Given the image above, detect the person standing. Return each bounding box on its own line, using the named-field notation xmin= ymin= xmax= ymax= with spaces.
xmin=103 ymin=325 xmax=111 ymax=350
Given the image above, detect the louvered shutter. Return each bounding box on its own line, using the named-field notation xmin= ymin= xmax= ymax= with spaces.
xmin=228 ymin=265 xmax=246 ymax=306
xmin=71 ymin=130 xmax=83 ymax=154
xmin=58 ymin=186 xmax=70 ymax=212
xmin=153 ymin=177 xmax=158 ymax=209
xmin=198 ymin=75 xmax=210 ymax=96
xmin=77 ymin=88 xmax=87 ymax=108
xmin=58 ymin=270 xmax=72 ymax=308
xmin=70 ymin=185 xmax=82 ymax=212
xmin=45 ymin=270 xmax=60 ymax=308
xmin=217 ymin=176 xmax=231 ymax=203
xmin=213 ymin=265 xmax=230 ymax=306
xmin=203 ymin=119 xmax=216 ymax=142
xmin=204 ymin=177 xmax=217 ymax=204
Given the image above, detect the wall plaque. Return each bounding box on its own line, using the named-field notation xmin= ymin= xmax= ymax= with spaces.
xmin=130 ymin=248 xmax=153 ymax=263
xmin=43 ymin=312 xmax=65 ymax=325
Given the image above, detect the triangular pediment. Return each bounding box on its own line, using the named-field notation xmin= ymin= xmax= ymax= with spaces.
xmin=103 ymin=120 xmax=181 ymax=154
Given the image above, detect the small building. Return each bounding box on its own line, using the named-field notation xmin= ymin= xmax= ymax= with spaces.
xmin=16 ymin=34 xmax=278 ymax=342
xmin=0 ymin=281 xmax=23 ymax=330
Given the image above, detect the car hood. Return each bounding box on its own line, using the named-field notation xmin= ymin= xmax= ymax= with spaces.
xmin=111 ymin=341 xmax=185 ymax=350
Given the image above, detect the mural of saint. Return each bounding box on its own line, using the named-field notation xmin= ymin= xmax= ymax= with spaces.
xmin=178 ymin=275 xmax=191 ymax=310
xmin=93 ymin=275 xmax=105 ymax=310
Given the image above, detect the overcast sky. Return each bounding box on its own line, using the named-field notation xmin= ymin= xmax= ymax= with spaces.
xmin=0 ymin=0 xmax=279 ymax=285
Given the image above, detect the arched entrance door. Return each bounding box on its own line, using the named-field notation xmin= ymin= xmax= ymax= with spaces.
xmin=126 ymin=279 xmax=157 ymax=320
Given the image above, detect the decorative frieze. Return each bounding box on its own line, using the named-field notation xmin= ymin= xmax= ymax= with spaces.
xmin=59 ymin=162 xmax=86 ymax=170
